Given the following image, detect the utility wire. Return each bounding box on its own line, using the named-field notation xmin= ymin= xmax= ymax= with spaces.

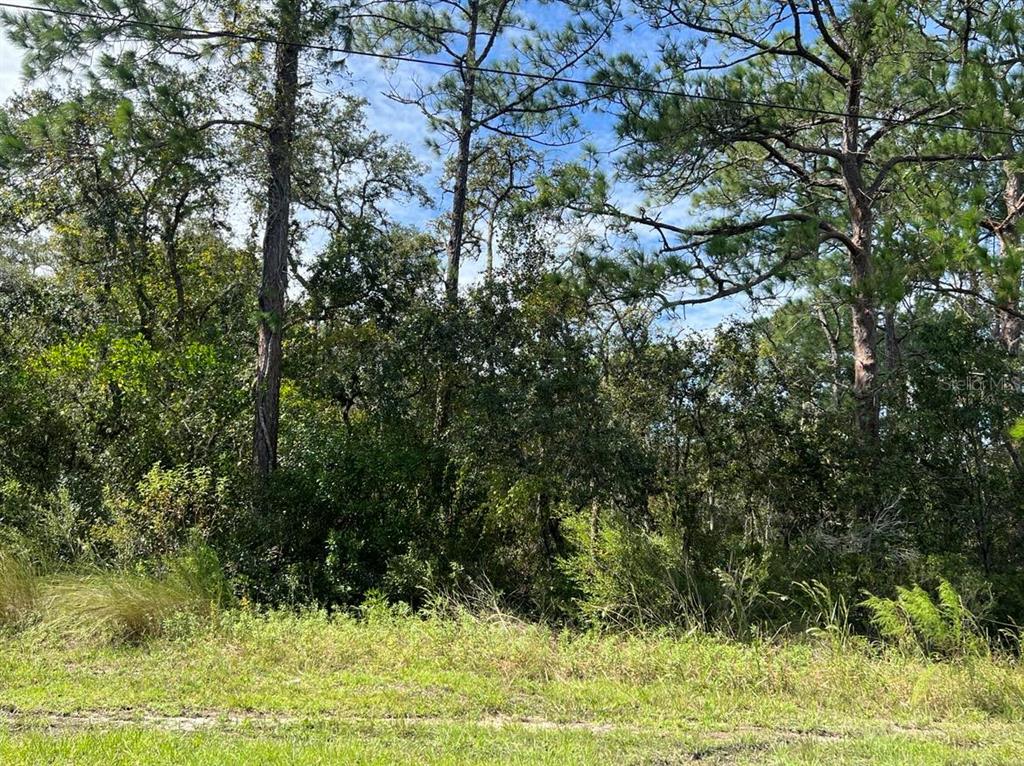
xmin=0 ymin=0 xmax=1023 ymax=140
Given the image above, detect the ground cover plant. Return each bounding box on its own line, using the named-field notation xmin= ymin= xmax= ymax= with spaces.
xmin=0 ymin=596 xmax=1023 ymax=764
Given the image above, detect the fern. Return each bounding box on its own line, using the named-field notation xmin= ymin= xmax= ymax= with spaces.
xmin=861 ymin=580 xmax=987 ymax=658
xmin=862 ymin=593 xmax=912 ymax=646
xmin=899 ymin=585 xmax=948 ymax=650
xmin=936 ymin=579 xmax=979 ymax=646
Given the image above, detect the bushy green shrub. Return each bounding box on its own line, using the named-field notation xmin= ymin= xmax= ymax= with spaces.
xmin=862 ymin=579 xmax=988 ymax=658
xmin=358 ymin=589 xmax=414 ymax=623
xmin=93 ymin=464 xmax=231 ymax=562
xmin=559 ymin=509 xmax=709 ymax=630
xmin=0 ymin=479 xmax=94 ymax=564
xmin=231 ymin=405 xmax=438 ymax=607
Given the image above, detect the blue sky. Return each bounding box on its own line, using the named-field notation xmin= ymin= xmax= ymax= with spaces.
xmin=337 ymin=15 xmax=749 ymax=332
xmin=0 ymin=7 xmax=745 ymax=332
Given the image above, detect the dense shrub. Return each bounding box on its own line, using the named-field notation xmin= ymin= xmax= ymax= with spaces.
xmin=559 ymin=509 xmax=711 ymax=629
xmin=92 ymin=464 xmax=233 ymax=563
xmin=0 ymin=479 xmax=94 ymax=564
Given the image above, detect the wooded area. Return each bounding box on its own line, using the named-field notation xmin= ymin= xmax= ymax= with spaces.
xmin=1 ymin=0 xmax=1023 ymax=637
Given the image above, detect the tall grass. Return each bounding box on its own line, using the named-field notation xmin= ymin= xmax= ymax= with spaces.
xmin=785 ymin=579 xmax=855 ymax=649
xmin=44 ymin=544 xmax=231 ymax=642
xmin=0 ymin=551 xmax=39 ymax=629
xmin=0 ymin=544 xmax=231 ymax=643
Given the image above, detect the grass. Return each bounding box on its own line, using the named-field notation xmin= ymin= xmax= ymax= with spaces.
xmin=2 ymin=544 xmax=230 ymax=642
xmin=0 ymin=551 xmax=38 ymax=628
xmin=0 ymin=609 xmax=1022 ymax=763
xmin=41 ymin=572 xmax=214 ymax=641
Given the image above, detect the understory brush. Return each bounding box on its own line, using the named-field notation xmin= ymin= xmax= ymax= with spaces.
xmin=0 ymin=529 xmax=1015 ymax=664
xmin=0 ymin=544 xmax=230 ymax=643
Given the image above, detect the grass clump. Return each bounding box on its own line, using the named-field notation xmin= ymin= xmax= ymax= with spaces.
xmin=0 ymin=551 xmax=39 ymax=629
xmin=42 ymin=544 xmax=231 ymax=643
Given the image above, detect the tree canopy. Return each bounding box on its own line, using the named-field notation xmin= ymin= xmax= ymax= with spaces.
xmin=0 ymin=0 xmax=1022 ymax=632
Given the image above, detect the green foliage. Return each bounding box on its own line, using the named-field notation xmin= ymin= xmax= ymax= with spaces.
xmin=862 ymin=580 xmax=988 ymax=658
xmin=0 ymin=480 xmax=94 ymax=565
xmin=787 ymin=580 xmax=854 ymax=649
xmin=357 ymin=589 xmax=414 ymax=623
xmin=93 ymin=464 xmax=232 ymax=563
xmin=2 ymin=0 xmax=1024 ymax=654
xmin=560 ymin=509 xmax=708 ymax=630
xmin=713 ymin=556 xmax=771 ymax=640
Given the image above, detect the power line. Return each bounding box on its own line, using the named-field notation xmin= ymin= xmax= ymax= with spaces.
xmin=0 ymin=0 xmax=1022 ymax=141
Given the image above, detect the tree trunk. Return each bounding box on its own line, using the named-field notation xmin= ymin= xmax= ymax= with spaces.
xmin=444 ymin=89 xmax=476 ymax=306
xmin=995 ymin=166 xmax=1024 ymax=354
xmin=433 ymin=1 xmax=478 ymax=438
xmin=882 ymin=306 xmax=905 ymax=408
xmin=842 ymin=65 xmax=880 ymax=443
xmin=253 ymin=0 xmax=301 ymax=480
xmin=996 ymin=295 xmax=1022 ymax=354
xmin=163 ymin=193 xmax=189 ymax=336
xmin=815 ymin=303 xmax=842 ymax=409
xmin=849 ymin=220 xmax=879 ymax=441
